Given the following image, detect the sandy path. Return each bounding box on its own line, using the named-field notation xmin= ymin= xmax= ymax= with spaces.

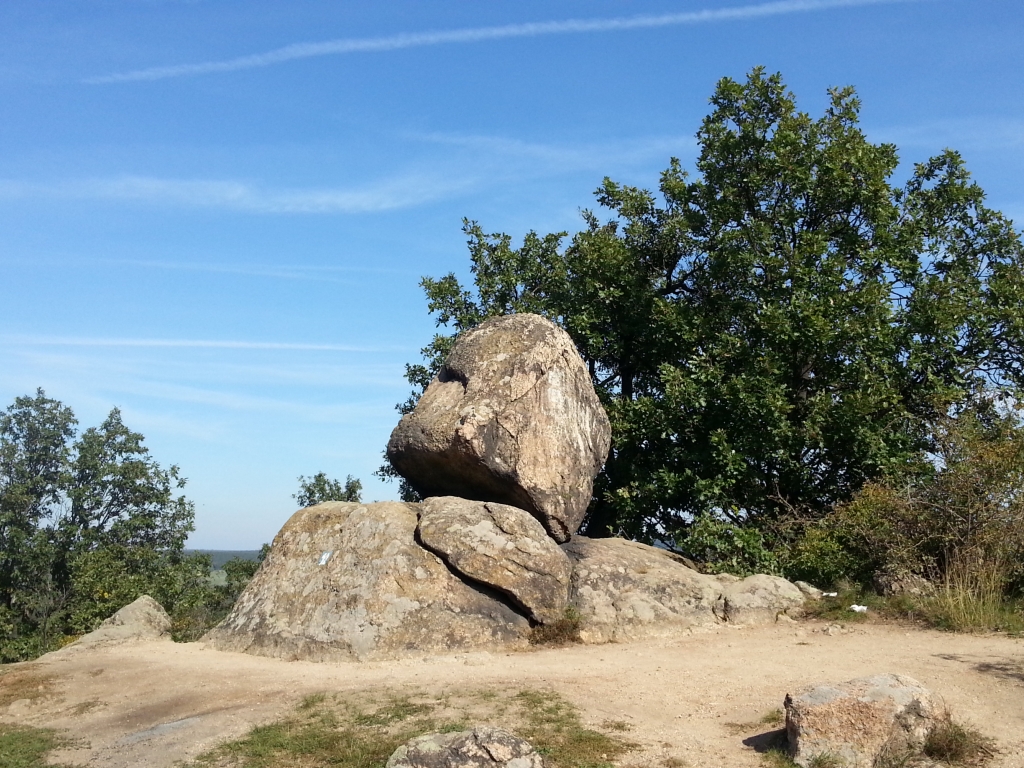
xmin=3 ymin=620 xmax=1023 ymax=767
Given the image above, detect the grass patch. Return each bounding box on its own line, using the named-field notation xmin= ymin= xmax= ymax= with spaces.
xmin=0 ymin=724 xmax=73 ymax=768
xmin=803 ymin=582 xmax=1024 ymax=635
xmin=924 ymin=714 xmax=995 ymax=766
xmin=760 ymin=709 xmax=785 ymax=727
xmin=529 ymin=607 xmax=583 ymax=646
xmin=0 ymin=665 xmax=56 ymax=708
xmin=188 ymin=686 xmax=633 ymax=768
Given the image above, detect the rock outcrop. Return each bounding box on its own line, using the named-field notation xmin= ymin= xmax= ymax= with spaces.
xmin=387 ymin=727 xmax=543 ymax=768
xmin=417 ymin=497 xmax=571 ymax=624
xmin=562 ymin=537 xmax=806 ymax=642
xmin=47 ymin=595 xmax=171 ymax=657
xmin=784 ymin=674 xmax=941 ymax=768
xmin=204 ymin=501 xmax=529 ymax=661
xmin=387 ymin=313 xmax=611 ymax=543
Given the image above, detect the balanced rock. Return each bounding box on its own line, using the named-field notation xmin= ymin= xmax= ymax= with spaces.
xmin=204 ymin=501 xmax=529 ymax=661
xmin=562 ymin=537 xmax=808 ymax=642
xmin=417 ymin=496 xmax=572 ymax=624
xmin=785 ymin=674 xmax=940 ymax=768
xmin=387 ymin=727 xmax=543 ymax=768
xmin=387 ymin=313 xmax=611 ymax=542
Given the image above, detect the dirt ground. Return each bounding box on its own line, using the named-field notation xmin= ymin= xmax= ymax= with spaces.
xmin=2 ymin=619 xmax=1023 ymax=768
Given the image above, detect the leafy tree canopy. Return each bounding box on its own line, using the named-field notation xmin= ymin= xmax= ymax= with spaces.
xmin=294 ymin=472 xmax=363 ymax=507
xmin=0 ymin=389 xmax=201 ymax=660
xmin=394 ymin=68 xmax=1024 ymax=548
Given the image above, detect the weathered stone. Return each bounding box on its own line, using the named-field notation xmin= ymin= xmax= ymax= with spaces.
xmin=872 ymin=567 xmax=936 ymax=597
xmin=714 ymin=574 xmax=807 ymax=625
xmin=785 ymin=674 xmax=941 ymax=768
xmin=46 ymin=595 xmax=171 ymax=657
xmin=794 ymin=581 xmax=824 ymax=600
xmin=562 ymin=537 xmax=724 ymax=642
xmin=204 ymin=502 xmax=530 ymax=661
xmin=417 ymin=496 xmax=571 ymax=624
xmin=387 ymin=727 xmax=543 ymax=768
xmin=562 ymin=537 xmax=808 ymax=642
xmin=387 ymin=313 xmax=611 ymax=543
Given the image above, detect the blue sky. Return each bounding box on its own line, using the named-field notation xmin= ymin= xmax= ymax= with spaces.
xmin=2 ymin=0 xmax=1022 ymax=548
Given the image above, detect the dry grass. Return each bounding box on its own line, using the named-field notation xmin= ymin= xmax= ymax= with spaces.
xmin=928 ymin=558 xmax=1024 ymax=635
xmin=0 ymin=665 xmax=57 ymax=708
xmin=924 ymin=713 xmax=996 ymax=766
xmin=529 ymin=607 xmax=583 ymax=646
xmin=188 ymin=685 xmax=633 ymax=768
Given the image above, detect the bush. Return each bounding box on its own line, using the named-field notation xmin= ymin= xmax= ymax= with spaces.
xmin=676 ymin=514 xmax=779 ymax=576
xmin=782 ymin=404 xmax=1024 ymax=629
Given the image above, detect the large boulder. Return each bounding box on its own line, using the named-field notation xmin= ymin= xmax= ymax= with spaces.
xmin=387 ymin=313 xmax=611 ymax=543
xmin=784 ymin=674 xmax=941 ymax=768
xmin=417 ymin=496 xmax=572 ymax=624
xmin=387 ymin=727 xmax=543 ymax=768
xmin=204 ymin=502 xmax=529 ymax=661
xmin=562 ymin=537 xmax=807 ymax=642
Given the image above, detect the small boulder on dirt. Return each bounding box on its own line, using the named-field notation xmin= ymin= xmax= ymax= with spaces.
xmin=784 ymin=673 xmax=940 ymax=768
xmin=386 ymin=727 xmax=543 ymax=768
xmin=417 ymin=496 xmax=572 ymax=624
xmin=387 ymin=313 xmax=611 ymax=543
xmin=47 ymin=595 xmax=171 ymax=656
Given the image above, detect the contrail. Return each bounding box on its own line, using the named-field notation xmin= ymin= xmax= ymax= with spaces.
xmin=87 ymin=0 xmax=916 ymax=84
xmin=4 ymin=335 xmax=390 ymax=352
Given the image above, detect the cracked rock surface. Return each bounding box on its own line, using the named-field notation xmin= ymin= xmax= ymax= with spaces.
xmin=387 ymin=313 xmax=611 ymax=543
xmin=386 ymin=727 xmax=543 ymax=768
xmin=204 ymin=501 xmax=530 ymax=661
xmin=417 ymin=496 xmax=572 ymax=624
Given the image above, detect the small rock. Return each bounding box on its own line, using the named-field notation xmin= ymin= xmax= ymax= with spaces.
xmin=45 ymin=595 xmax=171 ymax=656
xmin=784 ymin=673 xmax=940 ymax=768
xmin=794 ymin=581 xmax=823 ymax=600
xmin=386 ymin=726 xmax=543 ymax=768
xmin=714 ymin=574 xmax=806 ymax=625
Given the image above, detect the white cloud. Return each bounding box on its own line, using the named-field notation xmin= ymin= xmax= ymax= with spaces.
xmin=88 ymin=0 xmax=919 ymax=83
xmin=0 ymin=174 xmax=472 ymax=214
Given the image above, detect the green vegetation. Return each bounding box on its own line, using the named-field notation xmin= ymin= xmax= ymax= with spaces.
xmin=386 ymin=67 xmax=1024 ymax=610
xmin=188 ymin=687 xmax=632 ymax=768
xmin=0 ymin=724 xmax=73 ymax=768
xmin=0 ymin=389 xmax=209 ymax=660
xmin=0 ymin=390 xmax=270 ymax=659
xmin=294 ymin=472 xmax=363 ymax=507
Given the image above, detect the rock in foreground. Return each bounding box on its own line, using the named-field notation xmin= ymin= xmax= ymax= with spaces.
xmin=387 ymin=727 xmax=543 ymax=768
xmin=417 ymin=496 xmax=572 ymax=624
xmin=785 ymin=674 xmax=940 ymax=768
xmin=387 ymin=313 xmax=611 ymax=542
xmin=205 ymin=502 xmax=529 ymax=661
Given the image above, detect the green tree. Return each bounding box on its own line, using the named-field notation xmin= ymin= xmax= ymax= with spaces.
xmin=390 ymin=69 xmax=1024 ymax=554
xmin=0 ymin=390 xmax=202 ymax=660
xmin=294 ymin=472 xmax=362 ymax=507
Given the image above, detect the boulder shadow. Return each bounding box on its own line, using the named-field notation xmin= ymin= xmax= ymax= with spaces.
xmin=743 ymin=729 xmax=788 ymax=753
xmin=935 ymin=653 xmax=1024 ymax=684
